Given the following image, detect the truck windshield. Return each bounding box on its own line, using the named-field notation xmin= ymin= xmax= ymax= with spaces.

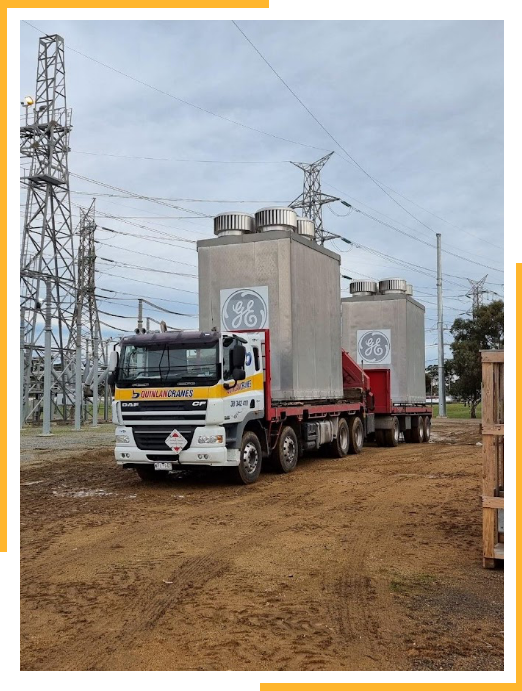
xmin=117 ymin=343 xmax=220 ymax=387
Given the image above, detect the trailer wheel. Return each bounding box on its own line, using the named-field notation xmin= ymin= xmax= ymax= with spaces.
xmin=422 ymin=416 xmax=431 ymax=442
xmin=234 ymin=431 xmax=262 ymax=484
xmin=411 ymin=418 xmax=425 ymax=443
xmin=329 ymin=417 xmax=350 ymax=458
xmin=271 ymin=426 xmax=299 ymax=473
xmin=348 ymin=416 xmax=364 ymax=454
xmin=383 ymin=416 xmax=399 ymax=447
xmin=135 ymin=466 xmax=169 ymax=482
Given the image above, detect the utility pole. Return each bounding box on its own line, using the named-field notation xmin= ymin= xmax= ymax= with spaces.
xmin=20 ymin=34 xmax=77 ymax=424
xmin=289 ymin=152 xmax=339 ymax=244
xmin=92 ymin=336 xmax=99 ymax=427
xmin=41 ymin=280 xmax=53 ymax=436
xmin=137 ymin=299 xmax=144 ymax=333
xmin=74 ymin=307 xmax=83 ymax=430
xmin=437 ymin=233 xmax=447 ymax=417
xmin=20 ymin=309 xmax=26 ymax=429
xmin=103 ymin=339 xmax=110 ymax=422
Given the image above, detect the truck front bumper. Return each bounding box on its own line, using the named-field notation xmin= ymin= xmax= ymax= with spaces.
xmin=114 ymin=425 xmax=238 ymax=467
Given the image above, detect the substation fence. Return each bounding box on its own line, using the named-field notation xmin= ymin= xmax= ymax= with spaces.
xmin=481 ymin=349 xmax=504 ymax=569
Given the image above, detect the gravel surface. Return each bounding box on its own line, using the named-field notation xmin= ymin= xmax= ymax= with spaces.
xmin=20 ymin=424 xmax=115 ymax=464
xmin=20 ymin=418 xmax=503 ymax=671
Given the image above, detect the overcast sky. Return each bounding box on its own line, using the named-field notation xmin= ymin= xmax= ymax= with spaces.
xmin=20 ymin=20 xmax=504 ymax=365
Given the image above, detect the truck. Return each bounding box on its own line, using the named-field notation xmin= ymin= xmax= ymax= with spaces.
xmin=109 ymin=207 xmax=432 ymax=483
xmin=109 ymin=327 xmax=431 ymax=484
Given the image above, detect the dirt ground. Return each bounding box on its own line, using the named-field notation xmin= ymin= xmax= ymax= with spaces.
xmin=20 ymin=418 xmax=503 ymax=671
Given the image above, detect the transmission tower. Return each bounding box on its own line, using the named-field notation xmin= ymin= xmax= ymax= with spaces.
xmin=20 ymin=34 xmax=77 ymax=423
xmin=289 ymin=151 xmax=339 ymax=244
xmin=74 ymin=200 xmax=106 ymax=365
xmin=466 ymin=275 xmax=488 ymax=316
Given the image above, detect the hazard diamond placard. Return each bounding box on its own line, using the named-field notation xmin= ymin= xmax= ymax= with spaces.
xmin=165 ymin=429 xmax=188 ymax=454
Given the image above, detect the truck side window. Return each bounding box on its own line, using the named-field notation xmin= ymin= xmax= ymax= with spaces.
xmin=223 ymin=336 xmax=235 ymax=379
xmin=253 ymin=346 xmax=260 ymax=371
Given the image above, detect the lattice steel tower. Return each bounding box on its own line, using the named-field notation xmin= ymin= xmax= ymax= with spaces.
xmin=20 ymin=34 xmax=77 ymax=422
xmin=289 ymin=152 xmax=339 ymax=244
xmin=467 ymin=275 xmax=488 ymax=316
xmin=74 ymin=200 xmax=106 ymax=365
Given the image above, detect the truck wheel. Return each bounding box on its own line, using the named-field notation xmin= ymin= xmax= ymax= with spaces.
xmin=411 ymin=418 xmax=425 ymax=443
xmin=383 ymin=416 xmax=399 ymax=447
xmin=422 ymin=416 xmax=431 ymax=442
xmin=403 ymin=429 xmax=412 ymax=443
xmin=348 ymin=416 xmax=364 ymax=454
xmin=135 ymin=465 xmax=169 ymax=482
xmin=329 ymin=417 xmax=350 ymax=458
xmin=375 ymin=430 xmax=385 ymax=447
xmin=272 ymin=426 xmax=299 ymax=473
xmin=235 ymin=431 xmax=262 ymax=484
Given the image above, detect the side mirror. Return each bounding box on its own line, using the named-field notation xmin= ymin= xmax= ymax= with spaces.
xmin=108 ymin=350 xmax=119 ymax=373
xmin=232 ymin=344 xmax=246 ymax=369
xmin=232 ymin=367 xmax=245 ymax=381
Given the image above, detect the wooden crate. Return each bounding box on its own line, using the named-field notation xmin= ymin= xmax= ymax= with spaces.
xmin=481 ymin=350 xmax=504 ymax=568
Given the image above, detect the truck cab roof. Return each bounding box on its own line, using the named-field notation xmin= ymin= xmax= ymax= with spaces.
xmin=120 ymin=331 xmax=220 ymax=348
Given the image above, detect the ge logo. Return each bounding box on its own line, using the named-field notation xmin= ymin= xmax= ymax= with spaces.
xmin=358 ymin=331 xmax=390 ymax=364
xmin=222 ymin=289 xmax=268 ymax=330
xmin=245 ymin=352 xmax=252 ymax=367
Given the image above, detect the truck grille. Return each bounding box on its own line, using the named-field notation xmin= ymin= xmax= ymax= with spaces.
xmin=120 ymin=399 xmax=207 ymax=425
xmin=132 ymin=426 xmax=195 ymax=452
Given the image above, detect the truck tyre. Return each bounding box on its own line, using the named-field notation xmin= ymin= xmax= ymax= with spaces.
xmin=375 ymin=430 xmax=385 ymax=447
xmin=329 ymin=417 xmax=350 ymax=458
xmin=272 ymin=426 xmax=299 ymax=473
xmin=383 ymin=416 xmax=399 ymax=447
xmin=422 ymin=416 xmax=431 ymax=443
xmin=411 ymin=418 xmax=425 ymax=443
xmin=348 ymin=416 xmax=364 ymax=454
xmin=234 ymin=431 xmax=262 ymax=485
xmin=135 ymin=465 xmax=169 ymax=482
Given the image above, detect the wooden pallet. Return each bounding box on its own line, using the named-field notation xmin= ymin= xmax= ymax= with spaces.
xmin=481 ymin=350 xmax=504 ymax=568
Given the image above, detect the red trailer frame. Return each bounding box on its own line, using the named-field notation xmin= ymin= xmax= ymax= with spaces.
xmin=234 ymin=329 xmax=431 ymax=426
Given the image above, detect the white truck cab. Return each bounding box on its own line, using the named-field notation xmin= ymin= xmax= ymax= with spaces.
xmin=110 ymin=330 xmax=265 ymax=482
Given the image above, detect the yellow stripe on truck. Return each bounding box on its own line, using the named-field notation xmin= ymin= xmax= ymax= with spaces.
xmin=114 ymin=372 xmax=264 ymax=401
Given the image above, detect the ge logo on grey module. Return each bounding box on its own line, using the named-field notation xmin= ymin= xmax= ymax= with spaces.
xmin=358 ymin=330 xmax=391 ymax=364
xmin=221 ymin=288 xmax=268 ymax=330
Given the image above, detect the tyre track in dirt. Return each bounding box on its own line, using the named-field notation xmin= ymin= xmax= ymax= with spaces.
xmin=21 ymin=420 xmax=503 ymax=671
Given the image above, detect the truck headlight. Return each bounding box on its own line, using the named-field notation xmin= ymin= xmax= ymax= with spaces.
xmin=198 ymin=434 xmax=223 ymax=444
xmin=116 ymin=433 xmax=130 ymax=444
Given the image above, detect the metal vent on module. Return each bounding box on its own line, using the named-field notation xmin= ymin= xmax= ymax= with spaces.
xmin=255 ymin=207 xmax=297 ymax=232
xmin=350 ymin=280 xmax=378 ymax=296
xmin=405 ymin=283 xmax=414 ymax=296
xmin=213 ymin=212 xmax=255 ymax=237
xmin=379 ymin=278 xmax=407 ymax=294
xmin=296 ymin=217 xmax=315 ymax=239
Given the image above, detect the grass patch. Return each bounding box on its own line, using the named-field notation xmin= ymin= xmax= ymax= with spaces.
xmin=390 ymin=573 xmax=437 ymax=594
xmin=431 ymin=402 xmax=481 ymax=419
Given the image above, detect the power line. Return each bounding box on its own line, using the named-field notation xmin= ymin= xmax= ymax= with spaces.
xmin=95 ymin=268 xmax=198 ymax=294
xmin=97 ymin=286 xmax=197 ymax=306
xmin=231 ymin=21 xmax=445 ymax=240
xmin=377 ymin=180 xmax=503 ymax=251
xmin=96 ymin=226 xmax=198 ymax=252
xmin=325 ymin=181 xmax=503 ymax=267
xmin=22 ymin=20 xmax=327 ymax=154
xmin=71 ymin=149 xmax=291 ymax=164
xmin=98 ymin=256 xmax=197 ymax=279
xmin=95 ymin=238 xmax=197 ymax=269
